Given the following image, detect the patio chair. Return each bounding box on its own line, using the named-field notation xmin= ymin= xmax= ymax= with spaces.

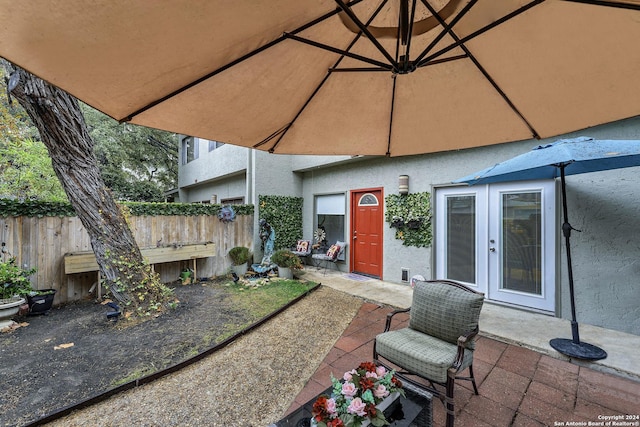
xmin=311 ymin=241 xmax=346 ymax=274
xmin=373 ymin=279 xmax=484 ymax=427
xmin=290 ymin=239 xmax=312 ymax=265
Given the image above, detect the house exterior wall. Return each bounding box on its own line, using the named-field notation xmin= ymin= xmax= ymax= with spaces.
xmin=178 ymin=141 xmax=249 ymax=202
xmin=177 ymin=117 xmax=640 ymax=335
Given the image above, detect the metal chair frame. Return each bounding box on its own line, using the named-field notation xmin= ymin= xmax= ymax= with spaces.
xmin=373 ymin=279 xmax=484 ymax=427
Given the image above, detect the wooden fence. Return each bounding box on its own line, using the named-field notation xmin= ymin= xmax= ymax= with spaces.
xmin=0 ymin=214 xmax=254 ymax=305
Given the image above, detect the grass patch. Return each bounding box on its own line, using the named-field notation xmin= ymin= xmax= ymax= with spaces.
xmin=225 ymin=278 xmax=318 ymax=319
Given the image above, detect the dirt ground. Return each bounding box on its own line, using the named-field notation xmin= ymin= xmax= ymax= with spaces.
xmin=0 ymin=278 xmax=263 ymax=427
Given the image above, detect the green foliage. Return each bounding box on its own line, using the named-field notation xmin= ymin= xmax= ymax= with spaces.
xmin=0 ymin=198 xmax=76 ymax=217
xmin=0 ymin=199 xmax=253 ymax=218
xmin=258 ymin=195 xmax=303 ymax=250
xmin=1 ymin=66 xmax=178 ymax=203
xmin=270 ymin=249 xmax=303 ymax=269
xmin=0 ymin=138 xmax=67 ymax=202
xmin=385 ymin=192 xmax=433 ymax=248
xmin=228 ymin=246 xmax=251 ymax=265
xmin=0 ymin=258 xmax=36 ymax=300
xmin=81 ymin=104 xmax=178 ymax=202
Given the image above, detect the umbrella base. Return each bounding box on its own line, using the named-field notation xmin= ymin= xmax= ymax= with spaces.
xmin=549 ymin=338 xmax=607 ymax=360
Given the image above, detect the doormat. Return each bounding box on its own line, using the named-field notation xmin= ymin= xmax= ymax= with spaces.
xmin=344 ymin=273 xmax=371 ymax=282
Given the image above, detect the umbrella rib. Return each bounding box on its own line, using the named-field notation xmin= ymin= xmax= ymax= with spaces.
xmin=416 ymin=0 xmax=544 ymax=67
xmin=413 ymin=0 xmax=479 ymax=66
xmin=387 ymin=75 xmax=398 ymax=157
xmin=119 ymin=0 xmax=366 ymax=123
xmin=284 ymin=0 xmax=392 ymax=70
xmin=419 ymin=0 xmax=541 ymax=139
xmin=284 ymin=33 xmax=393 ymax=70
xmin=333 ymin=0 xmax=399 ymax=69
xmin=263 ymin=1 xmax=391 ymax=153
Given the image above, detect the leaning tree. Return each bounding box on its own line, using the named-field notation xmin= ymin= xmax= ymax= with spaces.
xmin=4 ymin=62 xmax=174 ymax=317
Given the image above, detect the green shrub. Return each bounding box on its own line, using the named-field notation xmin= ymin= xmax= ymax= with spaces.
xmin=270 ymin=250 xmax=303 ymax=270
xmin=228 ymin=247 xmax=251 ymax=265
xmin=0 ymin=258 xmax=36 ymax=300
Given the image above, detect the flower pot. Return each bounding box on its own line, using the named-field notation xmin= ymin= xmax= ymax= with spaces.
xmin=27 ymin=289 xmax=56 ymax=315
xmin=278 ymin=267 xmax=293 ymax=279
xmin=0 ymin=296 xmax=26 ymax=329
xmin=232 ymin=262 xmax=248 ymax=277
xmin=407 ymin=219 xmax=422 ymax=229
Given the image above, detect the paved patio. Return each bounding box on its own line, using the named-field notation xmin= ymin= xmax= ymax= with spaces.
xmin=286 ymin=270 xmax=640 ymax=426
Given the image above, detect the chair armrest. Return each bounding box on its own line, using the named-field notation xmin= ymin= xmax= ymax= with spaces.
xmin=384 ymin=308 xmax=411 ymax=332
xmin=452 ymin=326 xmax=480 ymax=370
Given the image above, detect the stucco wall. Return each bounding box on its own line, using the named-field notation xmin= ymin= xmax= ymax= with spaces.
xmin=177 ymin=117 xmax=640 ymax=335
xmin=301 ymin=116 xmax=640 ymax=335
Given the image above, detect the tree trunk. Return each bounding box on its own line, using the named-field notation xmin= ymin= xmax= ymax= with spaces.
xmin=5 ymin=64 xmax=170 ymax=314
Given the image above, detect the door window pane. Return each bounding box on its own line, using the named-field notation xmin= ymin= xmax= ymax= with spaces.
xmin=502 ymin=192 xmax=542 ymax=295
xmin=446 ymin=195 xmax=476 ymax=283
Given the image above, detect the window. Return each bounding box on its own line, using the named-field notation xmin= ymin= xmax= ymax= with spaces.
xmin=208 ymin=140 xmax=225 ymax=151
xmin=315 ymin=194 xmax=345 ymax=250
xmin=358 ymin=193 xmax=379 ymax=206
xmin=181 ymin=136 xmax=199 ymax=164
xmin=221 ymin=197 xmax=244 ymax=205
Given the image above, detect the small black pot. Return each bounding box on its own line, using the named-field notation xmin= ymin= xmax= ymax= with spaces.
xmin=27 ymin=289 xmax=56 ymax=315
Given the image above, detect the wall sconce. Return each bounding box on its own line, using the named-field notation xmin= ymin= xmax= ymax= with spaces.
xmin=398 ymin=175 xmax=409 ymax=194
xmin=210 ymin=194 xmax=217 ymax=204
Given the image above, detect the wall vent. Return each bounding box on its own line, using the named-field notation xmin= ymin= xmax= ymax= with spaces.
xmin=401 ymin=268 xmax=410 ymax=282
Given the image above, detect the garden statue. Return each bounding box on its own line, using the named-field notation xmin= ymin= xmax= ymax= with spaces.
xmin=259 ymin=219 xmax=275 ymax=263
xmin=252 ymin=219 xmax=276 ymax=275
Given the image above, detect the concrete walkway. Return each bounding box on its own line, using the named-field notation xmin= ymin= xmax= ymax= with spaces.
xmin=287 ymin=269 xmax=640 ymax=426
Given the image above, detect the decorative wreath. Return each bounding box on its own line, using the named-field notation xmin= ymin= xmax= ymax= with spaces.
xmin=313 ymin=228 xmax=326 ymax=243
xmin=217 ymin=205 xmax=236 ymax=223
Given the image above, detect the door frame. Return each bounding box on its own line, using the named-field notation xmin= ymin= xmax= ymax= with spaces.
xmin=350 ymin=187 xmax=384 ymax=278
xmin=434 ymin=182 xmax=557 ymax=312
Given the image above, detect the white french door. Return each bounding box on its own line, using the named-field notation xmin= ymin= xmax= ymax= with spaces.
xmin=435 ymin=182 xmax=556 ymax=312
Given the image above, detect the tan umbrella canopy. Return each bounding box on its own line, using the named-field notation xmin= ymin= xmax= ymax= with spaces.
xmin=1 ymin=0 xmax=639 ymax=157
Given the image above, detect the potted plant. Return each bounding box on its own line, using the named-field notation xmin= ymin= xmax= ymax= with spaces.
xmin=0 ymin=258 xmax=36 ymax=328
xmin=26 ymin=289 xmax=57 ymax=315
xmin=228 ymin=246 xmax=251 ymax=276
xmin=270 ymin=249 xmax=303 ymax=279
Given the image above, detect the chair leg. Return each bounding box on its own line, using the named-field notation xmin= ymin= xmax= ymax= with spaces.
xmin=445 ymin=375 xmax=456 ymax=427
xmin=468 ymin=364 xmax=479 ymax=395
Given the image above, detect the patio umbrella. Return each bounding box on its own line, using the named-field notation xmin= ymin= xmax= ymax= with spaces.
xmin=1 ymin=1 xmax=640 ymax=157
xmin=453 ymin=136 xmax=640 ymax=360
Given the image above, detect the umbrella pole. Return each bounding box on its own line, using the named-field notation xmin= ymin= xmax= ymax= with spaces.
xmin=549 ymin=165 xmax=607 ymax=360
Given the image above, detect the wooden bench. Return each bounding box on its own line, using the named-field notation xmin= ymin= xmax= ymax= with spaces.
xmin=64 ymin=243 xmax=216 ymax=298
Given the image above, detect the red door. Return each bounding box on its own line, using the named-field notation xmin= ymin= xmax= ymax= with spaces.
xmin=351 ymin=189 xmax=383 ymax=278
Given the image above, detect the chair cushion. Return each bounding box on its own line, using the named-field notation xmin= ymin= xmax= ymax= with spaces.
xmin=326 ymin=244 xmax=340 ymax=259
xmin=295 ymin=240 xmax=310 ymax=253
xmin=409 ymin=281 xmax=484 ymax=349
xmin=375 ymin=328 xmax=474 ymax=383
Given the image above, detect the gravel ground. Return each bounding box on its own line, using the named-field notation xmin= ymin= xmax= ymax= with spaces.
xmin=44 ymin=286 xmax=363 ymax=427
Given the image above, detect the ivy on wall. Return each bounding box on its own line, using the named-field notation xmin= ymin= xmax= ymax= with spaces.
xmin=0 ymin=199 xmax=253 ymax=218
xmin=259 ymin=195 xmax=303 ymax=250
xmin=384 ymin=192 xmax=432 ymax=248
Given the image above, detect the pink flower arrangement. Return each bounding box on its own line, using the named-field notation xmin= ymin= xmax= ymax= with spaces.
xmin=311 ymin=362 xmax=404 ymax=427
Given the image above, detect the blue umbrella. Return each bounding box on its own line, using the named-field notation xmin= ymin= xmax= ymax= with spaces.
xmin=454 ymin=137 xmax=640 ymax=360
